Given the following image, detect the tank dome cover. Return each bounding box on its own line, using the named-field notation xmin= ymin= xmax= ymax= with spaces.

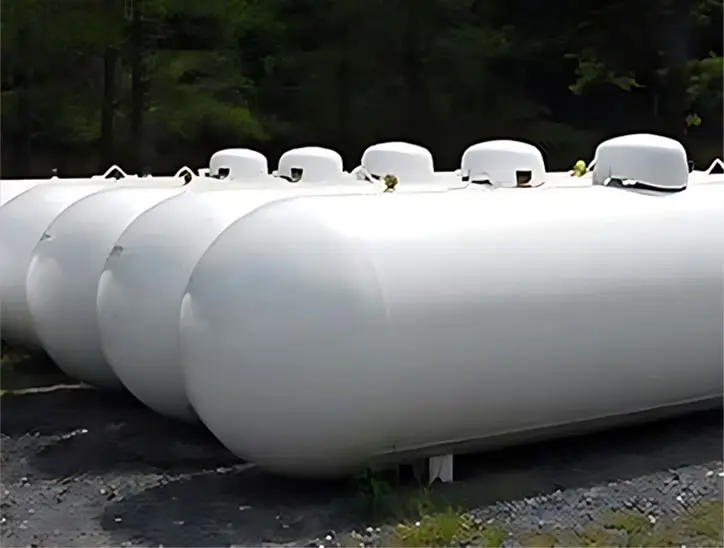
xmin=277 ymin=147 xmax=344 ymax=183
xmin=461 ymin=140 xmax=546 ymax=188
xmin=592 ymin=134 xmax=688 ymax=191
xmin=361 ymin=142 xmax=435 ymax=182
xmin=209 ymin=149 xmax=268 ymax=179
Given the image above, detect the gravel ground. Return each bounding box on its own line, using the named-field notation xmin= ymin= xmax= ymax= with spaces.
xmin=1 ymin=379 xmax=722 ymax=547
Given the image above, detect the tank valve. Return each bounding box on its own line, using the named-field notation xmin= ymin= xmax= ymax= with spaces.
xmin=383 ymin=174 xmax=399 ymax=192
xmin=572 ymin=160 xmax=587 ymax=177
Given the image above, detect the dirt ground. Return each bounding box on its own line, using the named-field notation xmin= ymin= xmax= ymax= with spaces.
xmin=1 ymin=351 xmax=722 ymax=547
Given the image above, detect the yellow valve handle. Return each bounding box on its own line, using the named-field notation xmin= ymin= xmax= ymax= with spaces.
xmin=572 ymin=159 xmax=587 ymax=177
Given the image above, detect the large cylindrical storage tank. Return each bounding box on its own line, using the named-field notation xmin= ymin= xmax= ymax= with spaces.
xmin=26 ymin=186 xmax=185 ymax=390
xmin=0 ymin=177 xmax=189 ymax=348
xmin=0 ymin=169 xmax=190 ymax=206
xmin=97 ymin=188 xmax=305 ymax=420
xmin=0 ymin=182 xmax=119 ymax=346
xmin=1 ymin=178 xmax=98 ymax=206
xmin=96 ymin=173 xmax=417 ymax=422
xmin=179 ymin=184 xmax=724 ymax=477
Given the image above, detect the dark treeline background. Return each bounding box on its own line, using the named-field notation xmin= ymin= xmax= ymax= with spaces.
xmin=1 ymin=0 xmax=722 ymax=177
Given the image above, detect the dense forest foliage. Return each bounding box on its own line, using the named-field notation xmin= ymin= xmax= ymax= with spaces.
xmin=1 ymin=0 xmax=722 ymax=177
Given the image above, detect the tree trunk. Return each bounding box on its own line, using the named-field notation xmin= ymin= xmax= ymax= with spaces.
xmin=336 ymin=54 xmax=351 ymax=153
xmin=660 ymin=0 xmax=694 ymax=142
xmin=100 ymin=43 xmax=118 ymax=170
xmin=129 ymin=0 xmax=146 ymax=174
xmin=15 ymin=28 xmax=32 ymax=176
xmin=403 ymin=5 xmax=426 ymax=140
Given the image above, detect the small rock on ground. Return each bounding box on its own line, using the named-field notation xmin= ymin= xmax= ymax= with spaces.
xmin=1 ymin=388 xmax=722 ymax=547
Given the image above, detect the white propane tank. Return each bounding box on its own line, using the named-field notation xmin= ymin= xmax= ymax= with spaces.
xmin=0 ymin=178 xmax=99 ymax=206
xmin=96 ymin=166 xmax=473 ymax=421
xmin=592 ymin=133 xmax=689 ymax=191
xmin=179 ymin=183 xmax=724 ymax=478
xmin=358 ymin=141 xmax=436 ymax=183
xmin=276 ymin=147 xmax=345 ymax=183
xmin=0 ymin=165 xmax=134 ymax=206
xmin=0 ymin=175 xmax=188 ymax=347
xmin=461 ymin=140 xmax=546 ymax=188
xmin=97 ymin=188 xmax=301 ymax=419
xmin=0 ymin=183 xmax=112 ymax=346
xmin=208 ymin=148 xmax=268 ymax=180
xmin=96 ymin=171 xmax=418 ymax=421
xmin=26 ymin=186 xmax=185 ymax=389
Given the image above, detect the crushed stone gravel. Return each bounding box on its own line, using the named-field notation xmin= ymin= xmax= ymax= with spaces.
xmin=1 ymin=387 xmax=722 ymax=547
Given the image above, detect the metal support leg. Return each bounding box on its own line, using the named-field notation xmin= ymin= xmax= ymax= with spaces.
xmin=428 ymin=453 xmax=454 ymax=484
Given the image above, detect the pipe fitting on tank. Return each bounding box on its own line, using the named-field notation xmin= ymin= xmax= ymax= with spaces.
xmin=383 ymin=174 xmax=399 ymax=192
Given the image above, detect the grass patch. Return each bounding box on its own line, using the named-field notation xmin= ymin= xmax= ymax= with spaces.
xmin=521 ymin=532 xmax=560 ymax=547
xmin=350 ymin=465 xmax=508 ymax=547
xmin=521 ymin=500 xmax=724 ymax=547
xmin=352 ymin=465 xmax=723 ymax=548
xmin=392 ymin=506 xmax=507 ymax=547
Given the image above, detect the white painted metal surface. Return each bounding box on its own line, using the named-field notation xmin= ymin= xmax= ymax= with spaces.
xmin=97 ymin=189 xmax=252 ymax=419
xmin=356 ymin=142 xmax=436 ymax=183
xmin=276 ymin=147 xmax=345 ymax=182
xmin=0 ymin=178 xmax=95 ymax=207
xmin=96 ymin=187 xmax=315 ymax=417
xmin=0 ymin=177 xmax=190 ymax=348
xmin=97 ymin=133 xmax=719 ymax=422
xmin=461 ymin=140 xmax=546 ymax=187
xmin=0 ymin=167 xmax=129 ymax=206
xmin=0 ymin=183 xmax=113 ymax=346
xmin=185 ymin=175 xmax=292 ymax=192
xmin=96 ymin=174 xmax=468 ymax=421
xmin=593 ymin=133 xmax=689 ymax=190
xmin=0 ymin=167 xmax=191 ymax=206
xmin=179 ymin=182 xmax=724 ymax=477
xmin=208 ymin=149 xmax=268 ymax=179
xmin=26 ymin=186 xmax=185 ymax=389
xmin=91 ymin=141 xmax=492 ymax=413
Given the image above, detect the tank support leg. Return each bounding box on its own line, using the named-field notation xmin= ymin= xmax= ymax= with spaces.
xmin=428 ymin=454 xmax=454 ymax=484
